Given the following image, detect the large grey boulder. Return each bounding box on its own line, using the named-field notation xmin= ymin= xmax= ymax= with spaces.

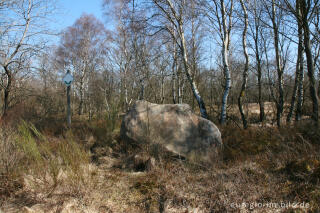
xmin=120 ymin=101 xmax=222 ymax=161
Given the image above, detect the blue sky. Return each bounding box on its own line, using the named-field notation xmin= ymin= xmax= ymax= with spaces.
xmin=58 ymin=0 xmax=104 ymax=28
xmin=51 ymin=0 xmax=106 ymax=44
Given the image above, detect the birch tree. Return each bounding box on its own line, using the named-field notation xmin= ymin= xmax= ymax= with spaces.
xmin=300 ymin=0 xmax=319 ymax=123
xmin=167 ymin=28 xmax=183 ymax=105
xmin=248 ymin=0 xmax=265 ymax=122
xmin=110 ymin=20 xmax=133 ymax=110
xmin=171 ymin=33 xmax=178 ymax=104
xmin=56 ymin=14 xmax=108 ymax=115
xmin=286 ymin=0 xmax=304 ymax=122
xmin=284 ymin=0 xmax=319 ymax=123
xmin=105 ymin=0 xmax=138 ymax=110
xmin=151 ymin=0 xmax=209 ymax=118
xmin=204 ymin=0 xmax=234 ymax=124
xmin=219 ymin=0 xmax=233 ymax=124
xmin=262 ymin=0 xmax=287 ymax=127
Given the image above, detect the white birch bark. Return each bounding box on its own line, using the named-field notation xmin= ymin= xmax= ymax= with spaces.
xmin=179 ymin=23 xmax=208 ymax=118
xmin=220 ymin=0 xmax=233 ymax=124
xmin=172 ymin=39 xmax=177 ymax=104
xmin=154 ymin=0 xmax=209 ymax=118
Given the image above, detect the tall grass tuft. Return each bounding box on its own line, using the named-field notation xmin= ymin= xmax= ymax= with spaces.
xmin=12 ymin=121 xmax=91 ymax=197
xmin=0 ymin=126 xmax=23 ymax=204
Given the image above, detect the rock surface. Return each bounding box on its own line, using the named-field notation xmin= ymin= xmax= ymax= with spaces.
xmin=121 ymin=101 xmax=222 ymax=161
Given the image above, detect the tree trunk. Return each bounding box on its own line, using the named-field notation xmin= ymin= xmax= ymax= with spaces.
xmin=139 ymin=78 xmax=145 ymax=100
xmin=124 ymin=71 xmax=128 ymax=110
xmin=287 ymin=16 xmax=303 ymax=123
xmin=303 ymin=32 xmax=319 ymax=123
xmin=2 ymin=66 xmax=12 ymax=117
xmin=161 ymin=68 xmax=165 ymax=104
xmin=154 ymin=0 xmax=208 ymax=118
xmin=256 ymin=44 xmax=265 ymax=122
xmin=220 ymin=0 xmax=232 ymax=125
xmin=177 ymin=66 xmax=182 ymax=104
xmin=172 ymin=71 xmax=176 ymax=104
xmin=257 ymin=63 xmax=265 ymax=122
xmin=179 ymin=21 xmax=208 ymax=119
xmin=271 ymin=0 xmax=284 ymax=127
xmin=238 ymin=0 xmax=249 ymax=129
xmin=301 ymin=0 xmax=319 ymax=124
xmin=252 ymin=0 xmax=265 ymax=123
xmin=67 ymin=85 xmax=71 ymax=126
xmin=220 ymin=48 xmax=231 ymax=124
xmin=253 ymin=3 xmax=265 ymax=123
xmin=105 ymin=89 xmax=110 ymax=115
xmin=296 ymin=54 xmax=304 ymax=121
xmin=172 ymin=41 xmax=177 ymax=104
xmin=318 ymin=72 xmax=320 ymax=98
xmin=3 ymin=83 xmax=11 ymax=118
xmin=78 ymin=80 xmax=84 ymax=115
xmin=287 ymin=50 xmax=301 ymax=123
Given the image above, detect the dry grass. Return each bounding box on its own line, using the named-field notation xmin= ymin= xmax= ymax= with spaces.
xmin=0 ymin=121 xmax=93 ymax=212
xmin=1 ymin=116 xmax=319 ymax=212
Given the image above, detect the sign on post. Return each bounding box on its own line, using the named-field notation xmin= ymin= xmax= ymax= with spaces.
xmin=63 ymin=70 xmax=73 ymax=127
xmin=63 ymin=71 xmax=73 ymax=86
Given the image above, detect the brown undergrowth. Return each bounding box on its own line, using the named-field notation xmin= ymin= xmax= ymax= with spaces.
xmin=0 ymin=117 xmax=319 ymax=212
